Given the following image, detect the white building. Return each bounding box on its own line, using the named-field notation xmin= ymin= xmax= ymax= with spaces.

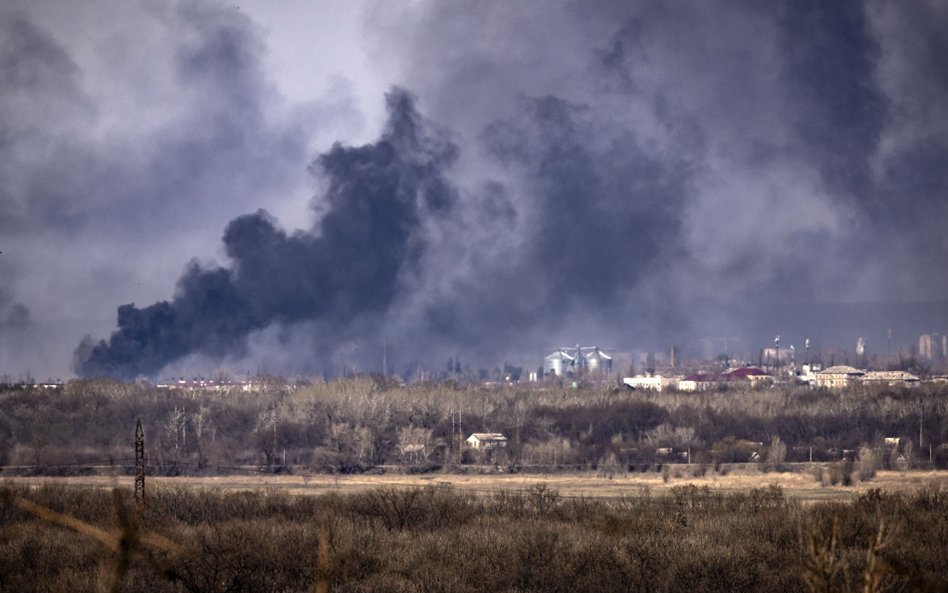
xmin=860 ymin=370 xmax=920 ymax=387
xmin=815 ymin=365 xmax=865 ymax=389
xmin=466 ymin=433 xmax=508 ymax=450
xmin=623 ymin=374 xmax=680 ymax=391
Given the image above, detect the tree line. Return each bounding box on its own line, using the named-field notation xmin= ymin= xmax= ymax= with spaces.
xmin=1 ymin=377 xmax=947 ymax=475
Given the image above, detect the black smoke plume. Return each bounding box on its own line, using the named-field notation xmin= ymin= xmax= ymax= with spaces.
xmin=74 ymin=89 xmax=457 ymax=379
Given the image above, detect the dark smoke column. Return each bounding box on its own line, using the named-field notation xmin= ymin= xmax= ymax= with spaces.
xmin=74 ymin=89 xmax=457 ymax=379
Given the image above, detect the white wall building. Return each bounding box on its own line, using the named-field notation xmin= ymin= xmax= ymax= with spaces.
xmin=623 ymin=374 xmax=680 ymax=392
xmin=815 ymin=365 xmax=865 ymax=389
xmin=466 ymin=433 xmax=508 ymax=450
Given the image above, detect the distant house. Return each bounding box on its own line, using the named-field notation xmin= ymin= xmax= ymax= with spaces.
xmin=678 ymin=373 xmax=719 ymax=392
xmin=795 ymin=363 xmax=822 ymax=386
xmin=623 ymin=374 xmax=680 ymax=392
xmin=860 ymin=370 xmax=920 ymax=388
xmin=466 ymin=433 xmax=508 ymax=450
xmin=815 ymin=366 xmax=865 ymax=389
xmin=676 ymin=367 xmax=771 ymax=391
xmin=723 ymin=366 xmax=771 ymax=386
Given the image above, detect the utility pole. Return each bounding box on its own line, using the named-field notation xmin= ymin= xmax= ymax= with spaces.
xmin=774 ymin=335 xmax=780 ymax=377
xmin=135 ymin=419 xmax=145 ymax=516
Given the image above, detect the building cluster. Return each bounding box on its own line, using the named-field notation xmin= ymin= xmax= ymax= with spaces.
xmin=624 ymin=363 xmax=922 ymax=392
xmin=155 ymin=378 xmax=266 ymax=392
xmin=624 ymin=366 xmax=772 ymax=392
xmin=795 ymin=365 xmax=920 ymax=389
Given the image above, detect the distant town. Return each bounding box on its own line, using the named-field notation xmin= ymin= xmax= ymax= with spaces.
xmin=5 ymin=331 xmax=946 ymax=392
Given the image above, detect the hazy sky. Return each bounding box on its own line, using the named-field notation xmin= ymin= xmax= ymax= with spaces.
xmin=2 ymin=1 xmax=947 ymax=379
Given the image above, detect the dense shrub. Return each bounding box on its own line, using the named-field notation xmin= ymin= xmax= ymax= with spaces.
xmin=1 ymin=483 xmax=946 ymax=592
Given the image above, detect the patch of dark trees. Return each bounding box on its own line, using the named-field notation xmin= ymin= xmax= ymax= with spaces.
xmin=0 ymin=378 xmax=946 ymax=476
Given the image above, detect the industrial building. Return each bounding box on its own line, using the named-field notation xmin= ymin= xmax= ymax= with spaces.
xmin=543 ymin=346 xmax=613 ymax=377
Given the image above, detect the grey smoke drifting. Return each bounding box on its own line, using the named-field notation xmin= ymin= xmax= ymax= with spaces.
xmin=75 ymin=90 xmax=457 ymax=379
xmin=366 ymin=0 xmax=948 ymax=359
xmin=2 ymin=0 xmax=946 ymax=378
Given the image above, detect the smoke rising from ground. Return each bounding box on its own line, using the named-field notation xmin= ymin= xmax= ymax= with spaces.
xmin=75 ymin=90 xmax=457 ymax=379
xmin=1 ymin=1 xmax=946 ymax=378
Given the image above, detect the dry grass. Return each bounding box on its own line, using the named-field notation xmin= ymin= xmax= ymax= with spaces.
xmin=4 ymin=479 xmax=944 ymax=592
xmin=7 ymin=469 xmax=948 ymax=503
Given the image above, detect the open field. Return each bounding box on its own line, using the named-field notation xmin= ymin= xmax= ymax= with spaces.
xmin=6 ymin=469 xmax=948 ymax=503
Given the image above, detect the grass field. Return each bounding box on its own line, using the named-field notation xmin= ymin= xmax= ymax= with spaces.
xmin=6 ymin=469 xmax=948 ymax=503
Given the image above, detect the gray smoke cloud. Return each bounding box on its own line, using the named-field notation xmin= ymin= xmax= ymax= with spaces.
xmin=75 ymin=89 xmax=457 ymax=379
xmin=3 ymin=0 xmax=947 ymax=378
xmin=0 ymin=2 xmax=361 ymax=378
xmin=365 ymin=0 xmax=948 ymax=361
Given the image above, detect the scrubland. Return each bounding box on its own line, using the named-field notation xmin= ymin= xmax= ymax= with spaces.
xmin=2 ymin=377 xmax=947 ymax=591
xmin=2 ymin=481 xmax=947 ymax=593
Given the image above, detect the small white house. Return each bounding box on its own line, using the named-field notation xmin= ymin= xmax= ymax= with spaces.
xmin=466 ymin=433 xmax=508 ymax=450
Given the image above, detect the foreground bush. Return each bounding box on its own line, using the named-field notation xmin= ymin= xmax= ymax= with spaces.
xmin=1 ymin=483 xmax=946 ymax=592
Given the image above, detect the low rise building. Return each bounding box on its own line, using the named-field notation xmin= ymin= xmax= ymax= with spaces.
xmin=814 ymin=365 xmax=865 ymax=389
xmin=677 ymin=367 xmax=772 ymax=391
xmin=723 ymin=366 xmax=772 ymax=386
xmin=466 ymin=433 xmax=508 ymax=450
xmin=860 ymin=370 xmax=920 ymax=387
xmin=622 ymin=374 xmax=680 ymax=391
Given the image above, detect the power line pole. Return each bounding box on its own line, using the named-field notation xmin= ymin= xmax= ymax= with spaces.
xmin=135 ymin=419 xmax=145 ymax=516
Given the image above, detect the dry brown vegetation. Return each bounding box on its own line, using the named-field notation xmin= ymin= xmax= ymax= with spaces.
xmin=7 ymin=469 xmax=948 ymax=504
xmin=2 ymin=481 xmax=946 ymax=593
xmin=2 ymin=377 xmax=947 ymax=480
xmin=2 ymin=378 xmax=947 ymax=591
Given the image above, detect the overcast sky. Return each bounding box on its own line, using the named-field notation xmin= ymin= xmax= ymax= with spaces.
xmin=1 ymin=1 xmax=947 ymax=379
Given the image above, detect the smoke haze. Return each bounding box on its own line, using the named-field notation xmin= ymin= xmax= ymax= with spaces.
xmin=0 ymin=1 xmax=946 ymax=378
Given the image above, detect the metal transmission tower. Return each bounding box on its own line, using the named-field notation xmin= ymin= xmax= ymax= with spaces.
xmin=135 ymin=419 xmax=145 ymax=514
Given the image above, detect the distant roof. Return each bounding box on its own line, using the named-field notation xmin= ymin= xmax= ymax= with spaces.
xmin=725 ymin=367 xmax=769 ymax=378
xmin=862 ymin=370 xmax=919 ymax=382
xmin=545 ymin=350 xmax=575 ymax=361
xmin=683 ymin=374 xmax=719 ymax=382
xmin=819 ymin=365 xmax=864 ymax=375
xmin=468 ymin=433 xmax=507 ymax=441
xmin=585 ymin=349 xmax=612 ymax=360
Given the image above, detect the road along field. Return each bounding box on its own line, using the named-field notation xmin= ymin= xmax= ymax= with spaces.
xmin=6 ymin=469 xmax=948 ymax=503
